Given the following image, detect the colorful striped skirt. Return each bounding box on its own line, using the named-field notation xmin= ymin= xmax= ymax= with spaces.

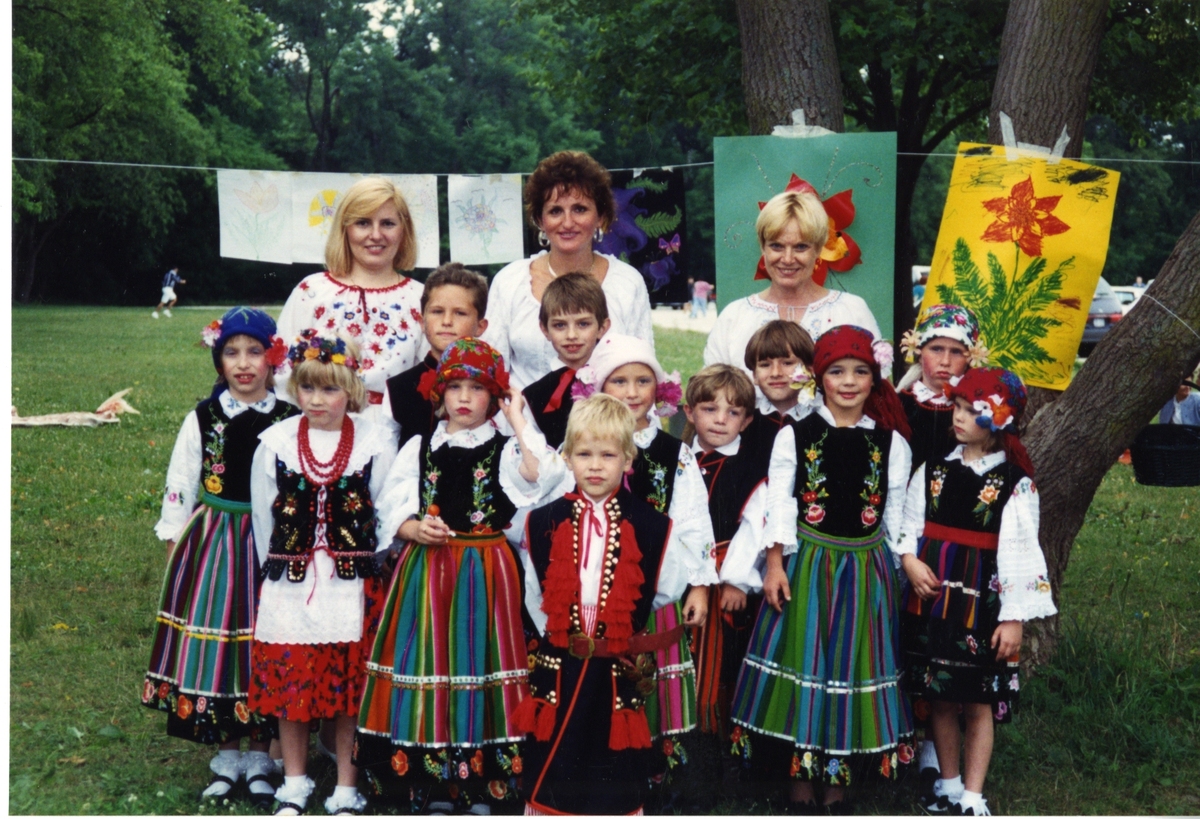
xmin=141 ymin=494 xmax=273 ymax=744
xmin=356 ymin=531 xmax=530 ymax=784
xmin=900 ymin=534 xmax=1019 ymax=722
xmin=642 ymin=601 xmax=698 ymax=739
xmin=729 ymin=525 xmax=913 ymax=786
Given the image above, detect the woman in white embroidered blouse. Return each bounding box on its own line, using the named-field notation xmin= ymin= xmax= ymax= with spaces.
xmin=276 ymin=177 xmax=428 ymax=421
xmin=703 ymin=187 xmax=881 ymax=374
xmin=482 ymin=151 xmax=653 ymax=389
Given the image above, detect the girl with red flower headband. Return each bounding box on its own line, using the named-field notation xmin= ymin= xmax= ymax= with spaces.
xmin=356 ymin=338 xmax=565 ymax=814
xmin=895 ymin=366 xmax=1056 ymax=817
xmin=730 ymin=324 xmax=916 ymax=813
xmin=569 ymin=332 xmax=719 ymax=800
xmin=144 ymin=307 xmax=297 ymax=808
xmin=248 ymin=331 xmax=399 ymax=816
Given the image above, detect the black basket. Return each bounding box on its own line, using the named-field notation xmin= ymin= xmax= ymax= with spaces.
xmin=1129 ymin=424 xmax=1200 ymax=487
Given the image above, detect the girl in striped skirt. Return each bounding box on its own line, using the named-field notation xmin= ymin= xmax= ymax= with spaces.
xmin=730 ymin=325 xmax=916 ymax=814
xmin=356 ymin=339 xmax=565 ymax=814
xmin=143 ymin=307 xmax=295 ymax=805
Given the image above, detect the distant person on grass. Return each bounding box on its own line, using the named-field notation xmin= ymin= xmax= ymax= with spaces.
xmin=152 ymin=266 xmax=186 ymax=318
xmin=1158 ymin=371 xmax=1200 ymax=425
xmin=142 ymin=307 xmax=295 ymax=807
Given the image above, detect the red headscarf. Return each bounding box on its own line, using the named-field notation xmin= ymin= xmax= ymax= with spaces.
xmin=813 ymin=325 xmax=912 ymax=440
xmin=945 ymin=367 xmax=1035 ymax=477
xmin=417 ymin=338 xmax=511 ymax=417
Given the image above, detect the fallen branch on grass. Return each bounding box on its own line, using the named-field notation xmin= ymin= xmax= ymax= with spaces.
xmin=12 ymin=388 xmax=141 ymax=427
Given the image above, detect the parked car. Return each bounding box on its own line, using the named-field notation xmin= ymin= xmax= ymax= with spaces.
xmin=1079 ymin=276 xmax=1123 ymax=356
xmin=1110 ymin=285 xmax=1142 ymax=316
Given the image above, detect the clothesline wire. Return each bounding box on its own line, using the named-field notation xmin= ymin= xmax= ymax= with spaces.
xmin=11 ymin=152 xmax=1200 ymax=174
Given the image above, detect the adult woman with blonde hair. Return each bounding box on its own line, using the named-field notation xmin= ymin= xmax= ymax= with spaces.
xmin=276 ymin=177 xmax=427 ymax=421
xmin=703 ymin=188 xmax=882 ymax=375
xmin=483 ymin=150 xmax=654 ymax=389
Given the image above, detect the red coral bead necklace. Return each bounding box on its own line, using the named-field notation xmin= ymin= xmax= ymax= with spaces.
xmin=298 ymin=415 xmax=355 ymax=485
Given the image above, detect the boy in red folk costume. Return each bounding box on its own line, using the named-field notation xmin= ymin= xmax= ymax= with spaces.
xmin=515 ymin=394 xmax=694 ymax=815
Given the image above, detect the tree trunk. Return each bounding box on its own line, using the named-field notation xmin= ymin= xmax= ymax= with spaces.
xmin=12 ymin=214 xmax=66 ymax=305
xmin=987 ymin=0 xmax=1108 ymax=156
xmin=1021 ymin=210 xmax=1200 ymax=663
xmin=736 ymin=0 xmax=844 ymax=135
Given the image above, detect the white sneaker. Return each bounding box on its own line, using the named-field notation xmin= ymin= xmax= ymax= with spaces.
xmin=151 ymin=311 xmax=159 ymax=319
xmin=163 ymin=308 xmax=172 ymax=317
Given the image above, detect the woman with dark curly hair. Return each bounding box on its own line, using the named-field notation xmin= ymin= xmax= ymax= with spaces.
xmin=483 ymin=151 xmax=653 ymax=389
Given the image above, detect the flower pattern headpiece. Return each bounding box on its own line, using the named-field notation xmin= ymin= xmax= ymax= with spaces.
xmin=287 ymin=329 xmax=360 ymax=371
xmin=417 ymin=338 xmax=510 ymax=412
xmin=754 ymin=174 xmax=862 ymax=286
xmin=899 ymin=303 xmax=988 ymax=366
xmin=945 ymin=367 xmax=1028 ymax=432
xmin=571 ymin=333 xmax=681 ymax=418
xmin=204 ymin=306 xmax=288 ymax=371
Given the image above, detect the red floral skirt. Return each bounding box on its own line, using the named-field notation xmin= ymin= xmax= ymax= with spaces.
xmin=249 ymin=576 xmax=384 ymax=721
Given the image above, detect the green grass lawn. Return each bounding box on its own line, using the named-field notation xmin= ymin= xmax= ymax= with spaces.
xmin=10 ymin=307 xmax=1200 ymax=814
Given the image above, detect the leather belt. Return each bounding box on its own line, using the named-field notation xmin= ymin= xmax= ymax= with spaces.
xmin=568 ymin=624 xmax=686 ymax=660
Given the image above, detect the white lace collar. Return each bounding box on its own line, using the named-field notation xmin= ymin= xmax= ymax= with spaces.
xmin=430 ymin=419 xmax=498 ymax=451
xmin=633 ymin=423 xmax=659 ymax=448
xmin=690 ymin=436 xmax=741 ymax=457
xmin=755 ymin=391 xmax=816 ymax=419
xmin=219 ymin=389 xmax=276 ymax=418
xmin=816 ymin=402 xmax=876 ymax=429
xmin=945 ymin=444 xmax=1007 ymax=474
xmin=911 ymin=380 xmax=952 ymax=406
xmin=747 ymin=289 xmax=838 ymax=315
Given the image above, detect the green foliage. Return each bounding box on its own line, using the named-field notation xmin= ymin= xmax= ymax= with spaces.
xmin=626 ymin=177 xmax=670 ymax=193
xmin=634 ymin=207 xmax=682 ymax=239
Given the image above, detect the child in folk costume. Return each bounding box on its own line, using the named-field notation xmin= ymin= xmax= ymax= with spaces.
xmin=357 ymin=338 xmax=565 ymax=814
xmin=897 ymin=304 xmax=988 ymax=474
xmin=571 ymin=334 xmax=718 ymax=791
xmin=248 ymin=332 xmax=398 ymax=816
xmin=515 ymin=394 xmax=695 ymax=815
xmin=385 ymin=263 xmax=489 ymax=450
xmin=897 ymin=367 xmax=1056 ymax=817
xmin=740 ymin=320 xmax=818 ymax=455
xmin=144 ymin=307 xmax=294 ymax=805
xmin=730 ymin=325 xmax=915 ymax=814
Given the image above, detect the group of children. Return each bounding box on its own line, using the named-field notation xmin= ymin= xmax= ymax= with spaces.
xmin=145 ymin=265 xmax=1056 ymax=816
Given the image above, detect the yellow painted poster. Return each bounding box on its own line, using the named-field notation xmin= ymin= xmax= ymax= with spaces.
xmin=922 ymin=143 xmax=1120 ymax=390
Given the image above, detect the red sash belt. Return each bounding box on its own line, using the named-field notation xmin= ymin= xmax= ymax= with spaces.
xmin=568 ymin=624 xmax=686 ymax=660
xmin=923 ymin=521 xmax=999 ymax=550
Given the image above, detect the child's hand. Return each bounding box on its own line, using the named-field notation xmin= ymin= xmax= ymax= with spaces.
xmin=166 ymin=540 xmax=175 ymax=560
xmin=991 ymin=620 xmax=1023 ymax=660
xmin=683 ymin=586 xmax=709 ymax=628
xmin=500 ymin=387 xmax=525 ymax=425
xmin=399 ymin=513 xmax=450 ymax=546
xmin=763 ymin=564 xmax=791 ymax=613
xmin=720 ymin=584 xmax=747 ymax=612
xmin=902 ymin=554 xmax=941 ymax=600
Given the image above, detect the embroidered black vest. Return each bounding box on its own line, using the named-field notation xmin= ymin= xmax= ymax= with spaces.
xmin=266 ymin=460 xmax=378 ymax=581
xmin=522 ymin=366 xmax=576 ymax=450
xmin=196 ymin=398 xmax=298 ymax=503
xmin=900 ymin=389 xmax=957 ymax=475
xmin=417 ymin=432 xmax=516 ymax=533
xmin=386 ymin=353 xmax=438 ymax=449
xmin=628 ymin=430 xmax=682 ymax=515
xmin=525 ymin=489 xmax=671 ymax=637
xmin=696 ymin=445 xmax=770 ymax=545
xmin=924 ymin=456 xmax=1027 ymax=534
xmin=791 ymin=414 xmax=892 ymax=539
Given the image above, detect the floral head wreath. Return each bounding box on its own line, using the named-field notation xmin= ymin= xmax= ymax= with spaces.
xmin=287 ymin=329 xmax=360 ymax=371
xmin=417 ymin=338 xmax=511 ymax=414
xmin=900 ymin=303 xmax=989 ymax=367
xmin=203 ymin=306 xmax=288 ymax=371
xmin=570 ymin=333 xmax=682 ymax=418
xmin=945 ymin=366 xmax=1028 ymax=432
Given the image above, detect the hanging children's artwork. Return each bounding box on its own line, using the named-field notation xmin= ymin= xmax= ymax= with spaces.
xmin=386 ymin=174 xmax=440 ymax=269
xmin=289 ymin=172 xmax=359 ymax=264
xmin=921 ymin=143 xmax=1120 ymax=390
xmin=593 ymin=168 xmax=689 ymax=304
xmin=217 ymin=170 xmax=294 ymax=264
xmin=447 ymin=174 xmax=525 ymax=265
xmin=714 ymin=133 xmax=897 ymax=339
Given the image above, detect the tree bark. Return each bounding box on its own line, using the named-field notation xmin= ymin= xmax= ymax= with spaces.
xmin=1022 ymin=210 xmax=1200 ymax=663
xmin=987 ymin=0 xmax=1108 ymax=156
xmin=736 ymin=0 xmax=844 ymax=135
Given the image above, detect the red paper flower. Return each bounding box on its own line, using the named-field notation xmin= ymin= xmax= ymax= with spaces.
xmin=755 ymin=175 xmax=863 ymax=286
xmin=266 ymin=336 xmax=289 ymax=368
xmin=981 ymin=176 xmax=1070 ymax=257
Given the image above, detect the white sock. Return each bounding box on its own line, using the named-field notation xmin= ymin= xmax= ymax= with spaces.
xmin=277 ymin=775 xmax=313 ymax=809
xmin=919 ymin=739 xmax=940 ymax=770
xmin=332 ymin=786 xmax=358 ymax=801
xmin=243 ymin=751 xmax=275 ymax=794
xmin=934 ymin=775 xmax=964 ymax=798
xmin=324 ymin=785 xmax=367 ymax=814
xmin=960 ymin=790 xmax=985 ymax=806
